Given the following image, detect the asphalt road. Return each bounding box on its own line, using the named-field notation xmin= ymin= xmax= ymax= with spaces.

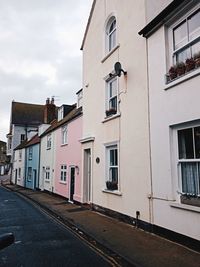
xmin=0 ymin=186 xmax=111 ymax=267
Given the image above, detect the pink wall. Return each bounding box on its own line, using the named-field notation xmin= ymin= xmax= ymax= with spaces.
xmin=54 ymin=115 xmax=82 ymax=202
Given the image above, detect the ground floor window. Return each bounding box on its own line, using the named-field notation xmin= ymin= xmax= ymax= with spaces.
xmin=106 ymin=144 xmax=118 ymax=190
xmin=60 ymin=165 xmax=67 ymax=182
xmin=45 ymin=167 xmax=50 ymax=181
xmin=178 ymin=126 xmax=200 ymax=198
xmin=27 ymin=167 xmax=32 ymax=181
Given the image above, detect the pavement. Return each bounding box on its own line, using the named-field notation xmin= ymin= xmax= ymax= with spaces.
xmin=1 ymin=180 xmax=200 ymax=267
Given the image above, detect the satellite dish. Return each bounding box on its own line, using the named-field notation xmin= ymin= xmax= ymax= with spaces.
xmin=114 ymin=62 xmax=127 ymax=77
xmin=114 ymin=62 xmax=122 ymax=77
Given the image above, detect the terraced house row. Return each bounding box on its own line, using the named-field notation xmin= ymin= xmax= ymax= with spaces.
xmin=7 ymin=0 xmax=200 ymax=249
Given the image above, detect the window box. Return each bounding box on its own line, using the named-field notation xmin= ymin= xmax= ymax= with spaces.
xmin=106 ymin=108 xmax=117 ymax=117
xmin=180 ymin=195 xmax=200 ymax=207
xmin=106 ymin=181 xmax=118 ymax=191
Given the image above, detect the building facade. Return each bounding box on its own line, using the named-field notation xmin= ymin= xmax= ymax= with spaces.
xmin=54 ymin=107 xmax=83 ymax=202
xmin=140 ymin=0 xmax=200 ymax=240
xmin=81 ymin=0 xmax=151 ymax=226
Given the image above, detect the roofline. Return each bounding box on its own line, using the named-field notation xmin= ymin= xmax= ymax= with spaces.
xmin=138 ymin=0 xmax=191 ymax=38
xmin=80 ymin=0 xmax=96 ymax=50
xmin=40 ymin=110 xmax=83 ymax=138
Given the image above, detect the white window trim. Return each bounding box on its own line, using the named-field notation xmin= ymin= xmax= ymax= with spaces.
xmin=105 ymin=76 xmax=118 ymax=118
xmin=47 ymin=134 xmax=52 ymax=149
xmin=28 ymin=147 xmax=33 ymax=160
xmin=61 ymin=125 xmax=68 ymax=145
xmin=105 ymin=142 xmax=120 ymax=192
xmin=27 ymin=167 xmax=32 ymax=182
xmin=105 ymin=14 xmax=117 ymax=55
xmin=168 ymin=3 xmax=200 ymax=68
xmin=171 ymin=122 xmax=200 ymax=204
xmin=60 ymin=164 xmax=67 ymax=183
xmin=45 ymin=166 xmax=50 ymax=182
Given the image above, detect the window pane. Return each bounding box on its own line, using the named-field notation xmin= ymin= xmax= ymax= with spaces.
xmin=109 ymin=167 xmax=118 ymax=182
xmin=109 ymin=79 xmax=117 ymax=97
xmin=181 ymin=162 xmax=199 ymax=195
xmin=194 ymin=127 xmax=200 ymax=158
xmin=110 ymin=150 xmax=115 ymax=166
xmin=178 ymin=128 xmax=194 ymax=159
xmin=188 ymin=9 xmax=200 ymax=41
xmin=109 ymin=96 xmax=117 ymax=109
xmin=175 ymin=47 xmax=190 ymax=63
xmin=173 ymin=21 xmax=187 ymax=50
xmin=191 ymin=41 xmax=200 ymax=57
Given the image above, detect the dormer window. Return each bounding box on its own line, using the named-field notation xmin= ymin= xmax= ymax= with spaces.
xmin=106 ymin=16 xmax=116 ymax=53
xmin=58 ymin=106 xmax=64 ymax=121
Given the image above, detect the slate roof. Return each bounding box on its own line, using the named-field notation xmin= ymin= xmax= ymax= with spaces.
xmin=11 ymin=101 xmax=45 ymax=126
xmin=25 ymin=134 xmax=40 ymax=148
xmin=14 ymin=139 xmax=29 ymax=150
xmin=138 ymin=0 xmax=190 ymax=37
xmin=40 ymin=106 xmax=82 ymax=138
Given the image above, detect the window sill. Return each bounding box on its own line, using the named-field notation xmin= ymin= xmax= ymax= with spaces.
xmin=61 ymin=143 xmax=68 ymax=147
xmin=164 ymin=67 xmax=200 ymax=90
xmin=46 ymin=147 xmax=51 ymax=150
xmin=59 ymin=181 xmax=67 ymax=185
xmin=102 ymin=113 xmax=121 ymax=123
xmin=169 ymin=201 xmax=200 ymax=213
xmin=45 ymin=180 xmax=50 ymax=183
xmin=101 ymin=44 xmax=120 ymax=63
xmin=102 ymin=189 xmax=122 ymax=196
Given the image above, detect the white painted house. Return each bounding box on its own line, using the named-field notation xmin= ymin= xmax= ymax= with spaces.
xmin=80 ymin=0 xmax=151 ymax=227
xmin=139 ymin=0 xmax=200 ymax=241
xmin=12 ymin=141 xmax=26 ymax=187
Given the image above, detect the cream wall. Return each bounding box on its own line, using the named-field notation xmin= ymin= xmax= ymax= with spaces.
xmin=147 ymin=21 xmax=200 ymax=240
xmin=39 ymin=132 xmax=56 ymax=192
xmin=12 ymin=148 xmax=25 ymax=187
xmin=82 ymin=0 xmax=151 ymax=222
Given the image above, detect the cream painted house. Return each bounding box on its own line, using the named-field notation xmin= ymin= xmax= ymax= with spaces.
xmin=80 ymin=0 xmax=151 ymax=227
xmin=12 ymin=141 xmax=26 ymax=187
xmin=139 ymin=0 xmax=200 ymax=242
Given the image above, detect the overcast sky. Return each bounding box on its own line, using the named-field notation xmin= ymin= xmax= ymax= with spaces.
xmin=0 ymin=0 xmax=92 ymax=141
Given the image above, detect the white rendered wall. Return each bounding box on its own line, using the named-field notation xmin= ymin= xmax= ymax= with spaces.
xmin=82 ymin=0 xmax=151 ymax=222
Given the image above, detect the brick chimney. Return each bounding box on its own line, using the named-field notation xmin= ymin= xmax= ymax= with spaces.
xmin=44 ymin=97 xmax=56 ymax=124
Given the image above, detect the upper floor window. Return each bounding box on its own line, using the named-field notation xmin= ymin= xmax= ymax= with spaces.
xmin=58 ymin=106 xmax=64 ymax=121
xmin=106 ymin=16 xmax=116 ymax=53
xmin=167 ymin=6 xmax=200 ymax=83
xmin=105 ymin=77 xmax=118 ymax=117
xmin=61 ymin=125 xmax=68 ymax=145
xmin=173 ymin=8 xmax=200 ymax=64
xmin=21 ymin=134 xmax=25 ymax=143
xmin=28 ymin=147 xmax=33 ymax=160
xmin=47 ymin=134 xmax=51 ymax=149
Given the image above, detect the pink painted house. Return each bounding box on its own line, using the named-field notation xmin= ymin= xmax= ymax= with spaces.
xmin=54 ymin=105 xmax=83 ymax=203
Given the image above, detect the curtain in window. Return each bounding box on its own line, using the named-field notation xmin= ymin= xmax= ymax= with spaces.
xmin=181 ymin=162 xmax=199 ymax=195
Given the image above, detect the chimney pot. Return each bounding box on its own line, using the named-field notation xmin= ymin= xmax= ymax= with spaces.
xmin=51 ymin=97 xmax=54 ymax=105
xmin=46 ymin=98 xmax=50 ymax=105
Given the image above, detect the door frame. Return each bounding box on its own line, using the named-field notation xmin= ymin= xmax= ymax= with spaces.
xmin=83 ymin=148 xmax=91 ymax=203
xmin=69 ymin=166 xmax=76 ymax=202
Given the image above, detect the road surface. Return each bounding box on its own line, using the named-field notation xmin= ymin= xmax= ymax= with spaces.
xmin=0 ymin=186 xmax=112 ymax=267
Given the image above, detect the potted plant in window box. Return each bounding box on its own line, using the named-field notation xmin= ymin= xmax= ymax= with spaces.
xmin=106 ymin=108 xmax=117 ymax=117
xmin=176 ymin=62 xmax=186 ymax=76
xmin=194 ymin=52 xmax=200 ymax=68
xmin=168 ymin=65 xmax=177 ymax=81
xmin=106 ymin=181 xmax=118 ymax=190
xmin=185 ymin=58 xmax=195 ymax=72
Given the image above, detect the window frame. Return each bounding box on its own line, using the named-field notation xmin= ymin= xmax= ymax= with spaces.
xmin=168 ymin=4 xmax=200 ymax=66
xmin=105 ymin=16 xmax=117 ymax=53
xmin=105 ymin=76 xmax=118 ymax=117
xmin=47 ymin=134 xmax=52 ymax=149
xmin=20 ymin=134 xmax=25 ymax=143
xmin=28 ymin=147 xmax=33 ymax=160
xmin=27 ymin=167 xmax=32 ymax=182
xmin=60 ymin=164 xmax=67 ymax=183
xmin=105 ymin=143 xmax=119 ymax=191
xmin=61 ymin=125 xmax=68 ymax=145
xmin=45 ymin=166 xmax=50 ymax=181
xmin=177 ymin=126 xmax=200 ymax=197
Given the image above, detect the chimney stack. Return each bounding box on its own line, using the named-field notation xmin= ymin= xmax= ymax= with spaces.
xmin=44 ymin=97 xmax=57 ymax=124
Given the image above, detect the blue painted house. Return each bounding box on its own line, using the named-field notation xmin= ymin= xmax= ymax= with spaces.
xmin=25 ymin=134 xmax=40 ymax=190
